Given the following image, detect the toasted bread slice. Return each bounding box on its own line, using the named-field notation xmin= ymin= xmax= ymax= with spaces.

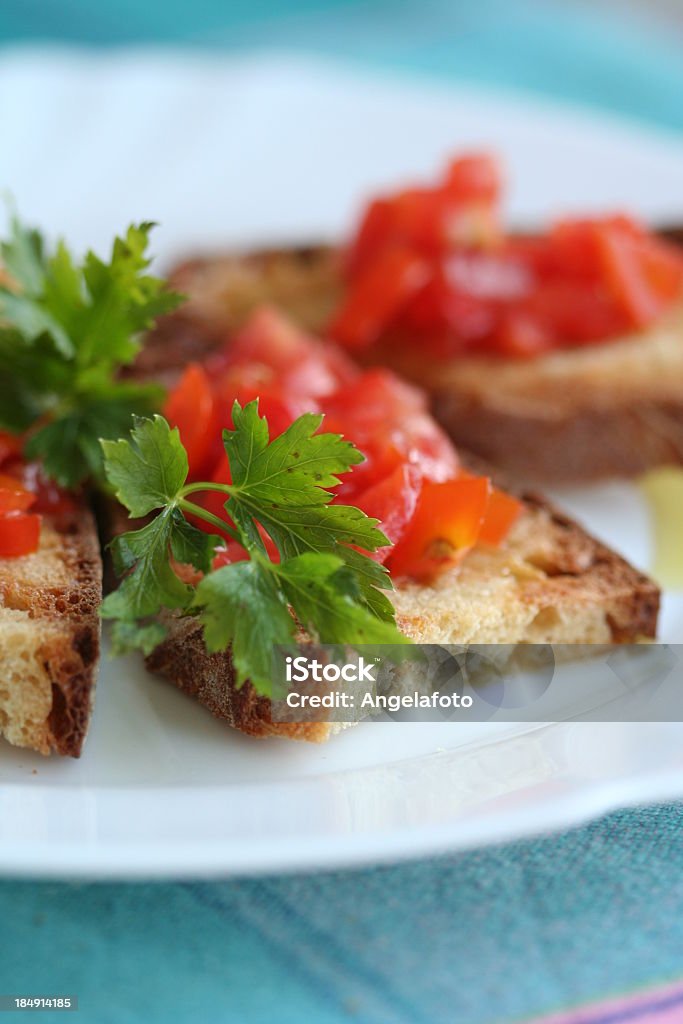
xmin=146 ymin=244 xmax=683 ymax=481
xmin=0 ymin=502 xmax=102 ymax=756
xmin=144 ymin=480 xmax=658 ymax=742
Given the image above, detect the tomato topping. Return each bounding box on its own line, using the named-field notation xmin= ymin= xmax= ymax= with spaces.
xmin=332 ymin=154 xmax=683 ymax=357
xmin=163 ymin=363 xmax=220 ymax=480
xmin=388 ymin=477 xmax=492 ymax=582
xmin=211 ymin=543 xmax=243 ymax=570
xmin=329 ymin=247 xmax=428 ymax=351
xmin=227 ymin=307 xmax=357 ymax=394
xmin=210 ymin=527 xmax=279 ymax=571
xmin=0 ymin=473 xmax=36 ymax=513
xmin=166 ymin=306 xmax=519 ymax=582
xmin=0 ymin=455 xmax=76 ymax=556
xmin=323 ymin=369 xmax=458 ymax=499
xmin=444 ymin=153 xmax=501 ymax=205
xmin=12 ymin=461 xmax=78 ymax=516
xmin=478 ymin=488 xmax=523 ymax=545
xmin=352 ymin=464 xmax=423 ymax=561
xmin=0 ymin=511 xmax=42 ymax=557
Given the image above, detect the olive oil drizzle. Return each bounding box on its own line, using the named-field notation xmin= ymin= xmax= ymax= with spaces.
xmin=639 ymin=468 xmax=683 ymax=589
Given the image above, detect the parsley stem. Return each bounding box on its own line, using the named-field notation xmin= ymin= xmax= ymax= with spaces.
xmin=178 ymin=499 xmax=241 ymax=544
xmin=180 ymin=482 xmax=234 ymax=498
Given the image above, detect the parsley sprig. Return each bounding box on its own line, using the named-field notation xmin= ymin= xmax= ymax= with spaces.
xmin=101 ymin=406 xmax=409 ymax=694
xmin=0 ymin=215 xmax=182 ymax=486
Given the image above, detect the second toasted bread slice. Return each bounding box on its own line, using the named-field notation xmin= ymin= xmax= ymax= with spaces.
xmin=145 ymin=244 xmax=683 ymax=481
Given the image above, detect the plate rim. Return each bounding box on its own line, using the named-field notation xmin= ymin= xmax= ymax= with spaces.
xmin=2 ymin=51 xmax=683 ymax=878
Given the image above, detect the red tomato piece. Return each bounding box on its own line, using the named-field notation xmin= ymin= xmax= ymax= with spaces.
xmin=0 ymin=473 xmax=36 ymax=513
xmin=478 ymin=488 xmax=523 ymax=545
xmin=390 ymin=187 xmax=456 ymax=255
xmin=323 ymin=368 xmax=458 ymax=496
xmin=227 ymin=307 xmax=313 ymax=370
xmin=324 ymin=367 xmax=427 ymax=422
xmin=6 ymin=462 xmax=77 ymax=516
xmin=346 ymin=198 xmax=395 ymax=278
xmin=443 ymin=153 xmax=501 ymax=205
xmin=214 ymin=358 xmax=316 ymax=443
xmin=211 ymin=543 xmax=248 ymax=570
xmin=210 ymin=526 xmax=280 ymax=569
xmin=328 ymin=247 xmax=429 ymax=350
xmin=228 ymin=307 xmax=357 ymax=395
xmin=492 ymin=309 xmax=554 ymax=358
xmin=0 ymin=511 xmax=42 ymax=557
xmin=388 ymin=476 xmax=491 ymax=582
xmin=337 ymin=153 xmax=683 ymax=357
xmin=595 ymin=222 xmax=662 ymax=329
xmin=351 ymin=464 xmax=423 ymax=562
xmin=639 ymin=237 xmax=683 ymax=301
xmin=164 ymin=363 xmax=220 ymax=480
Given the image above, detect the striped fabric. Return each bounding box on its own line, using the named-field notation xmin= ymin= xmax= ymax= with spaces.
xmin=533 ymin=982 xmax=683 ymax=1024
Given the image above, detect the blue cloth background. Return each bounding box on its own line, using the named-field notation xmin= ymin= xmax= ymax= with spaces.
xmin=2 ymin=4 xmax=683 ymax=1022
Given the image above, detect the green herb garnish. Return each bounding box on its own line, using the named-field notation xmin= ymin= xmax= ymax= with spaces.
xmin=101 ymin=406 xmax=408 ymax=694
xmin=0 ymin=215 xmax=182 ymax=486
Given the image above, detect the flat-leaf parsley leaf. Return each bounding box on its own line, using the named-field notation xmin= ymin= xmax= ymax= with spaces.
xmin=102 ymin=405 xmax=409 ymax=694
xmin=0 ymin=215 xmax=182 ymax=486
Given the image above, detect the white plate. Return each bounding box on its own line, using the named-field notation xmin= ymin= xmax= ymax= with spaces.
xmin=1 ymin=51 xmax=683 ymax=879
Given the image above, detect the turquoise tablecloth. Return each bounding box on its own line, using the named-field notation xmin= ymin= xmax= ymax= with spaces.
xmin=2 ymin=4 xmax=683 ymax=1023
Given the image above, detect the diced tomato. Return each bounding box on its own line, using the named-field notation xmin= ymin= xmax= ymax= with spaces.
xmin=388 ymin=476 xmax=492 ymax=582
xmin=596 ymin=222 xmax=663 ymax=328
xmin=390 ymin=188 xmax=456 ymax=255
xmin=162 ymin=300 xmax=520 ymax=584
xmin=478 ymin=488 xmax=523 ymax=545
xmin=210 ymin=528 xmax=278 ymax=568
xmin=0 ymin=511 xmax=42 ymax=557
xmin=227 ymin=307 xmax=312 ymax=371
xmin=346 ymin=198 xmax=395 ymax=277
xmin=324 ymin=367 xmax=427 ymax=422
xmin=238 ymin=387 xmax=313 ymax=439
xmin=492 ymin=309 xmax=554 ymax=358
xmin=210 ymin=528 xmax=280 ymax=569
xmin=323 ymin=368 xmax=458 ymax=497
xmin=328 ymin=247 xmax=429 ymax=350
xmin=403 ymin=274 xmax=497 ymax=357
xmin=6 ymin=461 xmax=77 ymax=516
xmin=211 ymin=543 xmax=247 ymax=570
xmin=0 ymin=473 xmax=36 ymax=513
xmin=335 ymin=153 xmax=683 ymax=358
xmin=351 ymin=464 xmax=423 ymax=561
xmin=170 ymin=557 xmax=204 ymax=586
xmin=443 ymin=153 xmax=501 ymax=205
xmin=228 ymin=307 xmax=357 ymax=394
xmin=163 ymin=363 xmax=220 ymax=480
xmin=639 ymin=237 xmax=683 ymax=301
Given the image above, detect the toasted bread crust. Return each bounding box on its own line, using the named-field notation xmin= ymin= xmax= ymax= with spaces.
xmin=145 ymin=243 xmax=683 ymax=482
xmin=145 ymin=615 xmax=332 ymax=742
xmin=136 ymin=245 xmax=340 ymax=380
xmin=142 ymin=481 xmax=658 ymax=742
xmin=0 ymin=504 xmax=102 ymax=756
xmin=431 ymin=393 xmax=683 ymax=481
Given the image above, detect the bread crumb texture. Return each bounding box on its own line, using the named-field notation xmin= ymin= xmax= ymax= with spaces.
xmin=0 ymin=510 xmax=102 ymax=756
